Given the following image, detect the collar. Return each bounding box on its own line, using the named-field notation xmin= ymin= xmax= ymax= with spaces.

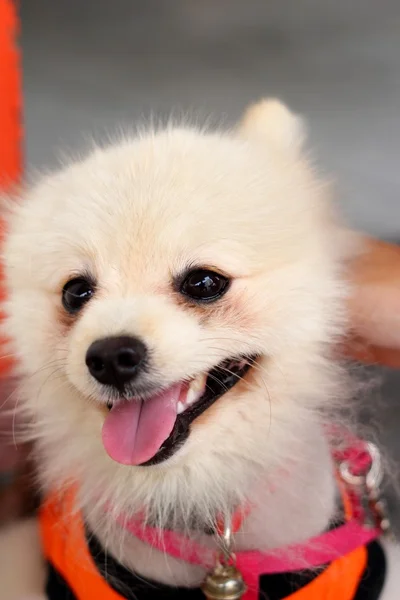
xmin=115 ymin=432 xmax=388 ymax=588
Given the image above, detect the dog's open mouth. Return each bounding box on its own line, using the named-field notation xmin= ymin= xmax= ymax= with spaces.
xmin=101 ymin=356 xmax=255 ymax=466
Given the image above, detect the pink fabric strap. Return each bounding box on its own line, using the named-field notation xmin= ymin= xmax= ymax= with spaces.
xmin=121 ymin=515 xmax=380 ymax=573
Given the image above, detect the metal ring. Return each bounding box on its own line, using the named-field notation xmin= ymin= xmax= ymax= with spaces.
xmin=218 ymin=520 xmax=234 ymax=564
xmin=339 ymin=442 xmax=383 ymax=489
xmin=222 ymin=523 xmax=233 ymax=553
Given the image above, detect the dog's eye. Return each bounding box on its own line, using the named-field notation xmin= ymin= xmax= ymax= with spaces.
xmin=180 ymin=269 xmax=229 ymax=302
xmin=62 ymin=277 xmax=95 ymax=313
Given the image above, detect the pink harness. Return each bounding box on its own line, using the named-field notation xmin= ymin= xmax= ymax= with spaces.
xmin=116 ymin=433 xmax=388 ymax=600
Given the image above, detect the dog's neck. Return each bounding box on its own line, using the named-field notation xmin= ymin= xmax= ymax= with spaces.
xmin=85 ymin=424 xmax=337 ymax=587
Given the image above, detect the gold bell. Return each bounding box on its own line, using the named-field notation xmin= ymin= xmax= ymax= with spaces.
xmin=201 ymin=519 xmax=246 ymax=600
xmin=201 ymin=561 xmax=247 ymax=600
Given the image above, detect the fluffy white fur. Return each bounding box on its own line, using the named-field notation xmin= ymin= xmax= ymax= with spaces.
xmin=1 ymin=99 xmax=397 ymax=598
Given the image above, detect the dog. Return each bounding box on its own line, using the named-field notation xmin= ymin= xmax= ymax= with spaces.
xmin=1 ymin=99 xmax=399 ymax=599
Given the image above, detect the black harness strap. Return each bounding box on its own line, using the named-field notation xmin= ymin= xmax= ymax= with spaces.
xmin=46 ymin=532 xmax=386 ymax=600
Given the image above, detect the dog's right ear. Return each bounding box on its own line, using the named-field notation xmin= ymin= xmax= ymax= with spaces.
xmin=237 ymin=98 xmax=306 ymax=155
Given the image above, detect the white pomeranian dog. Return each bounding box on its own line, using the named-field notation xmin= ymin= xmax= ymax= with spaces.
xmin=1 ymin=100 xmax=398 ymax=600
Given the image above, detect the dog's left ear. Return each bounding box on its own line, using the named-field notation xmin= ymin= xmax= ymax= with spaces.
xmin=238 ymin=99 xmax=306 ymax=154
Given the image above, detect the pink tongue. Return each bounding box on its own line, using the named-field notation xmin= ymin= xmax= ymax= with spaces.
xmin=102 ymin=384 xmax=182 ymax=465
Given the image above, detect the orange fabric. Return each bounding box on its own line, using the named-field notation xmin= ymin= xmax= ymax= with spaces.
xmin=40 ymin=489 xmax=124 ymax=600
xmin=0 ymin=0 xmax=22 ymax=189
xmin=287 ymin=546 xmax=367 ymax=600
xmin=40 ymin=488 xmax=367 ymax=600
xmin=0 ymin=0 xmax=22 ymax=378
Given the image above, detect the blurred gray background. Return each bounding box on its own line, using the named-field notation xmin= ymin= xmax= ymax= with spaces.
xmin=20 ymin=0 xmax=400 ymax=521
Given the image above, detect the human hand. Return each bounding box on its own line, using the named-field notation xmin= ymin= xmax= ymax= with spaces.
xmin=346 ymin=237 xmax=400 ymax=368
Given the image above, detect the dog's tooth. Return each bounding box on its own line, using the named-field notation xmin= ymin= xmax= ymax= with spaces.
xmin=191 ymin=373 xmax=207 ymax=392
xmin=187 ymin=372 xmax=207 ymax=405
xmin=186 ymin=386 xmax=199 ymax=406
xmin=177 ymin=401 xmax=185 ymax=414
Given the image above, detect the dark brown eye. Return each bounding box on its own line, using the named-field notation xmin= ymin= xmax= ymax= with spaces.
xmin=62 ymin=277 xmax=95 ymax=314
xmin=180 ymin=269 xmax=230 ymax=302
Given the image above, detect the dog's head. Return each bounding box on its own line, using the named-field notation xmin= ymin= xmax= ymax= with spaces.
xmin=3 ymin=100 xmax=349 ymax=525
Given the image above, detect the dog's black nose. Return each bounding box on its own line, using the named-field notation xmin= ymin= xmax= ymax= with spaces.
xmin=86 ymin=336 xmax=147 ymax=387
